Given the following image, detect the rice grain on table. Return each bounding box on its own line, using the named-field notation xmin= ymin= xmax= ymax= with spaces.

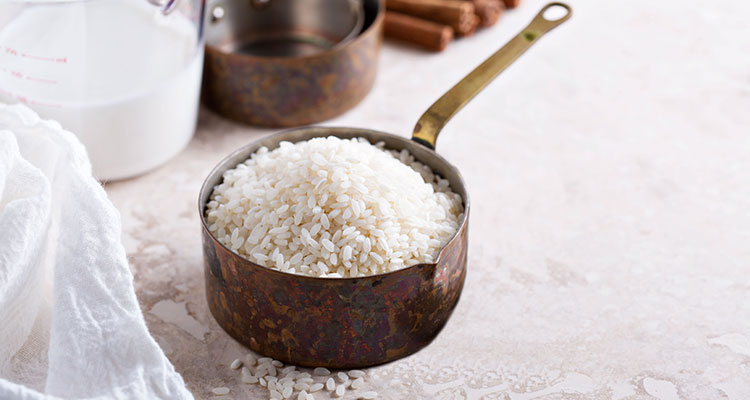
xmin=206 ymin=137 xmax=464 ymax=278
xmin=326 ymin=377 xmax=336 ymax=391
xmin=211 ymin=387 xmax=230 ymax=395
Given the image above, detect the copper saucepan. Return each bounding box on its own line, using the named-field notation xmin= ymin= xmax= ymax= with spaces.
xmin=202 ymin=0 xmax=383 ymax=127
xmin=200 ymin=3 xmax=572 ymax=368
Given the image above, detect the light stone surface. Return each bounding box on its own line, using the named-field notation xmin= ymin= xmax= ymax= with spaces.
xmin=104 ymin=0 xmax=750 ymax=398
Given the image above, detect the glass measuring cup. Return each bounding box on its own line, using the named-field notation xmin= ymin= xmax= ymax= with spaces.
xmin=0 ymin=0 xmax=205 ymax=180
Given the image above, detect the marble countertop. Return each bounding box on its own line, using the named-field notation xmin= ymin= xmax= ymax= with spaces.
xmin=105 ymin=0 xmax=750 ymax=398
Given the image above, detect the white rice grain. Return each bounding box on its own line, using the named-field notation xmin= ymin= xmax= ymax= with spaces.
xmin=211 ymin=387 xmax=230 ymax=395
xmin=245 ymin=353 xmax=257 ymax=366
xmin=351 ymin=377 xmax=364 ymax=389
xmin=348 ymin=370 xmax=366 ymax=378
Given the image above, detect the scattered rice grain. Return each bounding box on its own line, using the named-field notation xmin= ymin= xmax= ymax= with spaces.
xmin=348 ymin=370 xmax=365 ymax=378
xmin=351 ymin=377 xmax=364 ymax=389
xmin=211 ymin=387 xmax=230 ymax=396
xmin=245 ymin=353 xmax=257 ymax=366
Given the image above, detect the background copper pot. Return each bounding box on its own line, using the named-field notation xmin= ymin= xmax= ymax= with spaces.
xmin=200 ymin=3 xmax=571 ymax=368
xmin=202 ymin=0 xmax=383 ymax=127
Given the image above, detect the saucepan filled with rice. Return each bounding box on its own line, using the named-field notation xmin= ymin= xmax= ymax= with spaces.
xmin=200 ymin=3 xmax=571 ymax=368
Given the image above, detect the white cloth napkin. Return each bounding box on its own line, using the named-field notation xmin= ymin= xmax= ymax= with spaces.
xmin=0 ymin=103 xmax=193 ymax=400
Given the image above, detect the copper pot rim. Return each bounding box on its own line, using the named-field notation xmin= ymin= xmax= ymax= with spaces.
xmin=205 ymin=0 xmax=384 ymax=64
xmin=199 ymin=126 xmax=470 ymax=283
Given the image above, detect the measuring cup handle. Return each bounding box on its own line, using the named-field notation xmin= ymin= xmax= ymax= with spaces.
xmin=147 ymin=0 xmax=179 ymax=14
xmin=411 ymin=2 xmax=572 ymax=150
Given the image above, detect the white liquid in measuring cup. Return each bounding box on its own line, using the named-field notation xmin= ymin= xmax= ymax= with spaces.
xmin=0 ymin=0 xmax=203 ymax=180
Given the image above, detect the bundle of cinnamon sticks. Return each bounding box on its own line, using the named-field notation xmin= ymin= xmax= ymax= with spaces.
xmin=384 ymin=0 xmax=521 ymax=51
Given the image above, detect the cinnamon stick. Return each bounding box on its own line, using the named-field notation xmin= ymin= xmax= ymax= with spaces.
xmin=384 ymin=11 xmax=454 ymax=51
xmin=385 ymin=0 xmax=477 ymax=36
xmin=502 ymin=0 xmax=520 ymax=9
xmin=461 ymin=14 xmax=480 ymax=36
xmin=468 ymin=0 xmax=503 ymax=27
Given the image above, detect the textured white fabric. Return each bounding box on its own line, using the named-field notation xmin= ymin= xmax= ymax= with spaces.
xmin=0 ymin=103 xmax=193 ymax=400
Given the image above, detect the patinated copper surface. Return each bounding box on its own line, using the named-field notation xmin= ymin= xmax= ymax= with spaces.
xmin=202 ymin=0 xmax=383 ymax=127
xmin=200 ymin=127 xmax=470 ymax=368
xmin=202 ymin=210 xmax=467 ymax=368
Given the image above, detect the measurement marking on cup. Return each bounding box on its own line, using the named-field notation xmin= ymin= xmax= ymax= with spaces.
xmin=21 ymin=53 xmax=57 ymax=62
xmin=1 ymin=69 xmax=56 ymax=84
xmin=25 ymin=76 xmax=57 ymax=84
xmin=1 ymin=46 xmax=67 ymax=63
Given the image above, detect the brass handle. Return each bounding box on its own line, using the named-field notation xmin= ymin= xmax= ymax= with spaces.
xmin=412 ymin=2 xmax=572 ymax=149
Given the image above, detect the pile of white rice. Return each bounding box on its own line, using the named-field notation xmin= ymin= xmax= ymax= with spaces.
xmin=205 ymin=136 xmax=463 ymax=278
